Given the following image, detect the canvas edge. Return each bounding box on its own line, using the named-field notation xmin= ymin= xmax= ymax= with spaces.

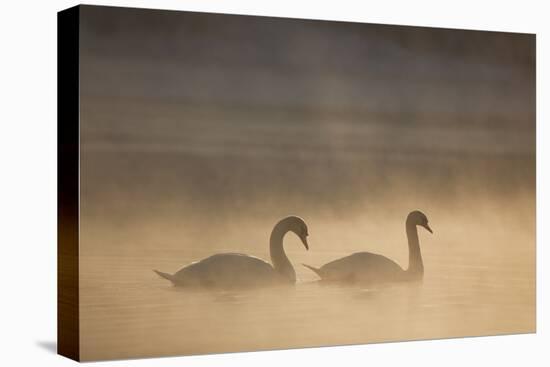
xmin=57 ymin=4 xmax=81 ymax=362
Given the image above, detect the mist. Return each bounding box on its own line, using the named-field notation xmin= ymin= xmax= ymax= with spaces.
xmin=77 ymin=6 xmax=535 ymax=361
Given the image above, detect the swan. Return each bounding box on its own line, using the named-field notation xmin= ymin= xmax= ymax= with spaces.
xmin=303 ymin=210 xmax=432 ymax=284
xmin=153 ymin=216 xmax=309 ymax=288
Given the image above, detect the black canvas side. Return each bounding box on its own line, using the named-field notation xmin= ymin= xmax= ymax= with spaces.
xmin=57 ymin=5 xmax=80 ymax=362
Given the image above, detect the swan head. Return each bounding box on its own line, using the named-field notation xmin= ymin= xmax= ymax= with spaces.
xmin=407 ymin=210 xmax=433 ymax=234
xmin=282 ymin=216 xmax=309 ymax=250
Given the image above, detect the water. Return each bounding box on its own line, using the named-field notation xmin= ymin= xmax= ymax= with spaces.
xmin=79 ymin=210 xmax=535 ymax=361
xmin=77 ymin=110 xmax=535 ymax=361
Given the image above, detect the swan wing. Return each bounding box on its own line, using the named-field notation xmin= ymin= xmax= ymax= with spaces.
xmin=173 ymin=253 xmax=278 ymax=288
xmin=319 ymin=252 xmax=404 ymax=283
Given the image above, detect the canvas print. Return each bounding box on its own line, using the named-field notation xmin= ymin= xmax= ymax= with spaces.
xmin=58 ymin=5 xmax=535 ymax=361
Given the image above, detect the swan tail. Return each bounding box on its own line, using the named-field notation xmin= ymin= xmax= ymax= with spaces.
xmin=153 ymin=270 xmax=176 ymax=283
xmin=302 ymin=263 xmax=323 ymax=278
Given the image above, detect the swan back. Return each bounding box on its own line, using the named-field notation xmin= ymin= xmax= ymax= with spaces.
xmin=173 ymin=253 xmax=282 ymax=288
xmin=316 ymin=252 xmax=405 ymax=283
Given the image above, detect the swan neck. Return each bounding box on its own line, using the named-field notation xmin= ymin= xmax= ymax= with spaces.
xmin=406 ymin=220 xmax=424 ymax=277
xmin=269 ymin=220 xmax=296 ymax=283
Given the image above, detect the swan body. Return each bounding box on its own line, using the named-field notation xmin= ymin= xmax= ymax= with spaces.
xmin=155 ymin=253 xmax=285 ymax=288
xmin=303 ymin=210 xmax=432 ymax=285
xmin=154 ymin=216 xmax=309 ymax=289
xmin=304 ymin=252 xmax=405 ymax=283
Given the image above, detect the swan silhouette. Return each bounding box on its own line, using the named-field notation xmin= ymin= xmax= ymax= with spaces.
xmin=303 ymin=210 xmax=432 ymax=284
xmin=154 ymin=216 xmax=309 ymax=288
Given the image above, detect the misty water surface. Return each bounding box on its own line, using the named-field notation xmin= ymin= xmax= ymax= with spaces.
xmin=77 ymin=6 xmax=535 ymax=361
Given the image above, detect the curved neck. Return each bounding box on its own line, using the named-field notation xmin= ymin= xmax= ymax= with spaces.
xmin=269 ymin=219 xmax=296 ymax=283
xmin=406 ymin=220 xmax=424 ymax=278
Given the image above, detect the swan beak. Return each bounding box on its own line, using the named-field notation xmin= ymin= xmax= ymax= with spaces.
xmin=301 ymin=236 xmax=309 ymax=250
xmin=424 ymin=224 xmax=433 ymax=234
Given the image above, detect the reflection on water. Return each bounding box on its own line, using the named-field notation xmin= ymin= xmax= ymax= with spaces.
xmin=79 ymin=210 xmax=535 ymax=361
